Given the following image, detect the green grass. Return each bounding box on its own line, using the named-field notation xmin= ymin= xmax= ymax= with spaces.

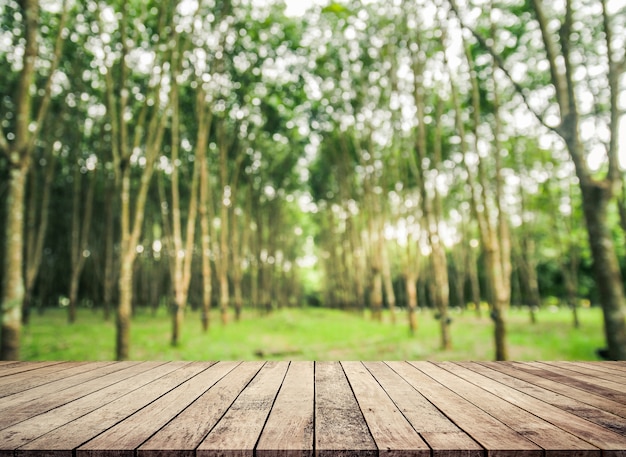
xmin=21 ymin=305 xmax=606 ymax=361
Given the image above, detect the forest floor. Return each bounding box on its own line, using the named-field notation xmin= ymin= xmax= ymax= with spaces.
xmin=21 ymin=305 xmax=605 ymax=361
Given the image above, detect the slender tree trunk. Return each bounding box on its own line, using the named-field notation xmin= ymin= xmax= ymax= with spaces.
xmin=517 ymin=238 xmax=541 ymax=323
xmin=409 ymin=36 xmax=451 ymax=349
xmin=370 ymin=265 xmax=383 ymax=322
xmin=451 ymin=22 xmax=511 ymax=360
xmin=381 ymin=242 xmax=396 ymax=324
xmin=405 ymin=271 xmax=419 ymax=335
xmin=68 ymin=167 xmax=96 ymax=324
xmin=0 ymin=0 xmax=39 ymax=360
xmin=579 ymin=181 xmax=626 ymax=359
xmin=103 ymin=179 xmax=117 ymax=321
xmin=198 ymin=111 xmax=213 ymax=332
xmin=467 ymin=246 xmax=482 ymax=317
xmin=167 ymin=46 xmax=199 ymax=346
xmin=23 ymin=154 xmax=55 ymax=325
xmin=1 ymin=167 xmax=28 ymax=360
xmin=116 ymin=253 xmax=134 ymax=360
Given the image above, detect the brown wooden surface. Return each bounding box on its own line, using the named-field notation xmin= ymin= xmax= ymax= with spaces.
xmin=0 ymin=361 xmax=625 ymax=457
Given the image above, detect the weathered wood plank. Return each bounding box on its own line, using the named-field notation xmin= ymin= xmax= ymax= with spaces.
xmin=77 ymin=362 xmax=235 ymax=457
xmin=471 ymin=362 xmax=626 ymax=432
xmin=0 ymin=361 xmax=65 ymax=378
xmin=389 ymin=361 xmax=543 ymax=457
xmin=425 ymin=362 xmax=599 ymax=456
xmin=315 ymin=361 xmax=377 ymax=457
xmin=0 ymin=362 xmax=182 ymax=456
xmin=364 ymin=361 xmax=483 ymax=457
xmin=138 ymin=361 xmax=264 ymax=457
xmin=437 ymin=361 xmax=626 ymax=456
xmin=14 ymin=362 xmax=206 ymax=457
xmin=603 ymin=361 xmax=626 ymax=371
xmin=0 ymin=361 xmax=160 ymax=430
xmin=256 ymin=361 xmax=314 ymax=457
xmin=0 ymin=361 xmax=115 ymax=398
xmin=342 ymin=361 xmax=430 ymax=457
xmin=512 ymin=362 xmax=626 ymax=403
xmin=196 ymin=361 xmax=289 ymax=457
xmin=490 ymin=362 xmax=626 ymax=417
xmin=0 ymin=361 xmax=78 ymax=383
xmin=569 ymin=361 xmax=626 ymax=377
xmin=542 ymin=361 xmax=626 ymax=386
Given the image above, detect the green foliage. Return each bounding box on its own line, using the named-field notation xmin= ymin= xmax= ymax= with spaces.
xmin=321 ymin=3 xmax=352 ymax=17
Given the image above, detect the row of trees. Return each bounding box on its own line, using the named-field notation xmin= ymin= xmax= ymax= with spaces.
xmin=1 ymin=0 xmax=625 ymax=360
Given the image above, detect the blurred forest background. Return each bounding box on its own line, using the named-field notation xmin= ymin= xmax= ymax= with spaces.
xmin=1 ymin=0 xmax=626 ymax=361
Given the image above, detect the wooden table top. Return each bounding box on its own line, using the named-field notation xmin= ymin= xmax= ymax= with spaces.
xmin=0 ymin=360 xmax=625 ymax=456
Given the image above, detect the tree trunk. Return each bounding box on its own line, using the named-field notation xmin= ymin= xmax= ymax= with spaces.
xmin=102 ymin=180 xmax=117 ymax=321
xmin=467 ymin=244 xmax=482 ymax=317
xmin=409 ymin=35 xmax=451 ymax=349
xmin=116 ymin=254 xmax=134 ymax=361
xmin=1 ymin=167 xmax=28 ymax=360
xmin=198 ymin=112 xmax=213 ymax=332
xmin=580 ymin=181 xmax=626 ymax=359
xmin=0 ymin=0 xmax=42 ymax=360
xmin=23 ymin=153 xmax=55 ymax=325
xmin=167 ymin=49 xmax=199 ymax=347
xmin=68 ymin=167 xmax=96 ymax=324
xmin=370 ymin=266 xmax=383 ymax=322
xmin=381 ymin=242 xmax=396 ymax=324
xmin=405 ymin=272 xmax=419 ymax=335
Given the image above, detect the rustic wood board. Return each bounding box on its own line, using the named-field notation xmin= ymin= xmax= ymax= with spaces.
xmin=256 ymin=361 xmax=314 ymax=457
xmin=0 ymin=361 xmax=624 ymax=457
xmin=196 ymin=361 xmax=289 ymax=457
xmin=138 ymin=361 xmax=264 ymax=457
xmin=435 ymin=361 xmax=626 ymax=455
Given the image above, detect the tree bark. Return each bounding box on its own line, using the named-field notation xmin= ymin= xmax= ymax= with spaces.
xmin=23 ymin=153 xmax=55 ymax=325
xmin=102 ymin=179 xmax=117 ymax=321
xmin=167 ymin=41 xmax=199 ymax=346
xmin=580 ymin=181 xmax=626 ymax=359
xmin=68 ymin=167 xmax=96 ymax=324
xmin=408 ymin=33 xmax=451 ymax=349
xmin=0 ymin=0 xmax=39 ymax=360
xmin=1 ymin=167 xmax=28 ymax=360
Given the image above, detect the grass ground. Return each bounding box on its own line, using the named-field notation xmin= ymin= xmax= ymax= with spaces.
xmin=21 ymin=305 xmax=605 ymax=361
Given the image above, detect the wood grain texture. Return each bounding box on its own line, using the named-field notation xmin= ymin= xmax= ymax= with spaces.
xmin=436 ymin=361 xmax=626 ymax=455
xmin=0 ymin=361 xmax=624 ymax=457
xmin=512 ymin=362 xmax=626 ymax=403
xmin=196 ymin=361 xmax=289 ymax=457
xmin=0 ymin=361 xmax=64 ymax=378
xmin=0 ymin=362 xmax=180 ymax=453
xmin=256 ymin=361 xmax=314 ymax=457
xmin=364 ymin=362 xmax=483 ymax=457
xmin=15 ymin=362 xmax=204 ymax=457
xmin=466 ymin=362 xmax=626 ymax=434
xmin=315 ymin=361 xmax=377 ymax=457
xmin=481 ymin=361 xmax=626 ymax=419
xmin=138 ymin=361 xmax=264 ymax=457
xmin=541 ymin=361 xmax=626 ymax=387
xmin=77 ymin=362 xmax=230 ymax=457
xmin=426 ymin=362 xmax=599 ymax=456
xmin=0 ymin=362 xmax=114 ymax=398
xmin=0 ymin=361 xmax=165 ymax=430
xmin=342 ymin=361 xmax=429 ymax=457
xmin=391 ymin=361 xmax=543 ymax=457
